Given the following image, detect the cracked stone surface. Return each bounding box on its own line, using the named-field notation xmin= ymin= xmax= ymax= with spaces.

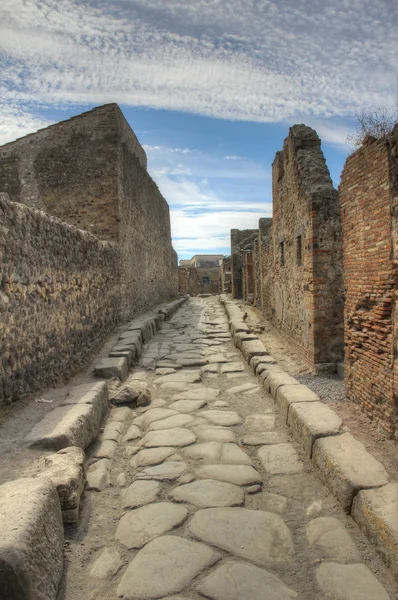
xmin=170 ymin=479 xmax=244 ymax=508
xmin=122 ymin=480 xmax=161 ymax=508
xmin=116 ymin=502 xmax=188 ymax=548
xmin=196 ymin=464 xmax=262 ymax=485
xmin=140 ymin=428 xmax=197 ymax=448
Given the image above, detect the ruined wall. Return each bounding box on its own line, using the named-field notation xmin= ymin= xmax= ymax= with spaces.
xmin=0 ymin=104 xmax=178 ymax=322
xmin=178 ymin=265 xmax=220 ymax=295
xmin=262 ymin=125 xmax=343 ymax=367
xmin=231 ymin=229 xmax=258 ymax=299
xmin=243 ymin=251 xmax=255 ymax=302
xmin=0 ymin=193 xmax=120 ymax=405
xmin=221 ymin=257 xmax=232 ymax=294
xmin=340 ymin=129 xmax=398 ymax=435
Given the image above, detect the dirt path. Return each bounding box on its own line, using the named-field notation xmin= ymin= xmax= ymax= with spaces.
xmin=59 ymin=297 xmax=397 ymax=600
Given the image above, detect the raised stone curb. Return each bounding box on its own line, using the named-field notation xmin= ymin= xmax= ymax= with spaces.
xmin=351 ymin=483 xmax=398 ymax=578
xmin=312 ymin=432 xmax=389 ymax=511
xmin=94 ymin=357 xmax=128 ymax=381
xmin=0 ymin=477 xmax=64 ymax=600
xmin=25 ymin=381 xmax=109 ymax=450
xmin=275 ymin=384 xmax=319 ymax=420
xmin=287 ymin=401 xmax=342 ymax=457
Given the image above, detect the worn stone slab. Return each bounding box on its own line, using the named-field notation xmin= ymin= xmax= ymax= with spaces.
xmin=276 ymin=384 xmax=320 ymax=419
xmin=122 ymin=480 xmax=161 ymax=509
xmin=169 ymin=399 xmax=207 ymax=413
xmin=140 ymin=428 xmax=196 ymax=448
xmin=0 ymin=477 xmax=64 ymax=600
xmin=94 ymin=357 xmax=128 ymax=381
xmin=148 ymin=414 xmax=195 ymax=431
xmin=196 ymin=464 xmax=262 ymax=486
xmin=288 ymin=402 xmax=342 ymax=457
xmin=176 ymin=358 xmax=208 ymax=367
xmin=189 ymin=507 xmax=293 ymax=566
xmin=117 ymin=535 xmax=220 ymax=599
xmin=256 ymin=492 xmax=288 ymax=514
xmin=200 ymin=410 xmax=241 ymax=426
xmin=201 ymin=364 xmax=220 ymax=374
xmin=86 ymin=459 xmax=110 ymax=491
xmin=138 ymin=461 xmax=188 ymax=481
xmin=116 ymin=502 xmax=188 ymax=549
xmin=194 ymin=426 xmax=236 ymax=443
xmin=170 ymin=479 xmax=244 ymax=508
xmin=92 ymin=439 xmax=118 ymax=459
xmin=245 ymin=413 xmax=276 ymax=431
xmin=263 ymin=372 xmax=300 ymax=397
xmin=241 ymin=339 xmax=269 ymax=362
xmin=220 ymin=362 xmax=244 ymax=373
xmin=234 ymin=331 xmax=258 ymax=349
xmin=123 ymin=424 xmax=142 ymax=442
xmin=135 ymin=408 xmax=179 ymax=428
xmin=25 ymin=401 xmax=107 ymax=451
xmin=131 ymin=447 xmax=175 ymax=468
xmin=258 ymin=444 xmax=304 ymax=475
xmin=111 ymin=406 xmax=132 ymax=422
xmin=184 ymin=442 xmax=251 ymax=465
xmin=155 ymin=372 xmax=202 ymax=385
xmin=315 ymin=562 xmax=390 ymax=600
xmin=228 ymin=382 xmax=259 ymax=395
xmin=351 ymin=483 xmax=398 ymax=577
xmin=207 ymin=354 xmax=229 ymax=364
xmin=172 ymin=388 xmax=220 ymax=402
xmin=198 ymin=561 xmax=298 ymax=600
xmin=42 ymin=446 xmax=85 ymax=523
xmin=312 ymin=433 xmax=389 ymax=511
xmin=62 ymin=381 xmax=108 ymax=406
xmin=243 ymin=431 xmax=287 ymax=446
xmin=101 ymin=421 xmax=123 ymax=442
xmin=89 ymin=547 xmax=123 ymax=579
xmin=109 ymin=349 xmax=135 ymax=366
xmin=306 ymin=517 xmax=361 ymax=562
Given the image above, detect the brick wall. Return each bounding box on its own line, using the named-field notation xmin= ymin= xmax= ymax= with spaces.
xmin=0 ymin=193 xmax=120 ymax=405
xmin=340 ymin=129 xmax=398 ymax=436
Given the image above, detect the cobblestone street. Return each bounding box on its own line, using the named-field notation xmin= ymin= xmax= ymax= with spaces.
xmin=62 ymin=298 xmax=397 ymax=600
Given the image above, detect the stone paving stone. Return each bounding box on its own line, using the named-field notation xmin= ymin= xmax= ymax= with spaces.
xmin=0 ymin=477 xmax=64 ymax=600
xmin=207 ymin=354 xmax=229 ymax=363
xmin=258 ymin=444 xmax=304 ymax=475
xmin=116 ymin=502 xmax=188 ymax=549
xmin=148 ymin=414 xmax=195 ymax=430
xmin=155 ymin=372 xmax=202 ymax=384
xmin=312 ymin=433 xmax=389 ymax=511
xmin=306 ymin=517 xmax=361 ymax=562
xmin=314 ymin=562 xmax=390 ymax=600
xmin=110 ymin=406 xmax=132 ymax=421
xmin=89 ymin=547 xmax=123 ymax=579
xmin=101 ymin=421 xmax=123 ymax=442
xmin=351 ymin=483 xmax=398 ymax=578
xmin=193 ymin=426 xmax=236 ymax=443
xmin=196 ymin=464 xmax=262 ymax=486
xmin=245 ymin=413 xmax=276 ymax=431
xmin=201 ymin=364 xmax=220 ymax=374
xmin=184 ymin=441 xmax=251 ymax=465
xmin=123 ymin=424 xmax=142 ymax=442
xmin=135 ymin=408 xmax=178 ymax=428
xmin=122 ymin=480 xmax=161 ymax=509
xmin=213 ymin=400 xmax=229 ymax=407
xmin=220 ymin=361 xmax=244 ymax=373
xmin=86 ymin=459 xmax=111 ymax=491
xmin=155 ymin=368 xmax=177 ymax=375
xmin=137 ymin=399 xmax=167 ymax=413
xmin=140 ymin=428 xmax=197 ymax=448
xmin=169 ymin=399 xmax=207 ymax=413
xmin=94 ymin=357 xmax=128 ymax=381
xmin=197 ymin=561 xmax=298 ymax=600
xmin=288 ymin=402 xmax=343 ymax=457
xmin=131 ymin=447 xmax=175 ymax=468
xmin=137 ymin=460 xmax=189 ymax=481
xmin=172 ymin=388 xmax=220 ymax=402
xmin=243 ymin=431 xmax=287 ymax=446
xmin=200 ymin=410 xmax=242 ymax=426
xmin=176 ymin=358 xmax=208 ymax=367
xmin=92 ymin=439 xmax=118 ymax=459
xmin=170 ymin=479 xmax=245 ymax=508
xmin=117 ymin=535 xmax=220 ymax=599
xmin=228 ymin=382 xmax=259 ymax=394
xmin=253 ymin=492 xmax=288 ymax=514
xmin=189 ymin=507 xmax=293 ymax=566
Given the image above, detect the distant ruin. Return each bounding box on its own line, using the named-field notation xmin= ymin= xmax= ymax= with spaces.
xmin=0 ymin=104 xmax=178 ymax=405
xmin=178 ymin=255 xmax=223 ymax=295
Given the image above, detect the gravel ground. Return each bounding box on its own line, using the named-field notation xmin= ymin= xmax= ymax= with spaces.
xmin=295 ymin=374 xmax=346 ymax=404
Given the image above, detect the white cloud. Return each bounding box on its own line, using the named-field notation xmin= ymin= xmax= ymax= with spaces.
xmin=0 ymin=0 xmax=397 ymax=142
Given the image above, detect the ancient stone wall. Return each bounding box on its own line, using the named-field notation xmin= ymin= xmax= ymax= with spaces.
xmin=0 ymin=104 xmax=178 ymax=323
xmin=231 ymin=229 xmax=258 ymax=299
xmin=0 ymin=193 xmax=120 ymax=405
xmin=340 ymin=128 xmax=398 ymax=436
xmin=261 ymin=125 xmax=344 ymax=367
xmin=178 ymin=265 xmax=220 ymax=295
xmin=220 ymin=257 xmax=232 ymax=294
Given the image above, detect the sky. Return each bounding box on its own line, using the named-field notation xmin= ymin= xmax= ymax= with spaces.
xmin=1 ymin=0 xmax=397 ymax=261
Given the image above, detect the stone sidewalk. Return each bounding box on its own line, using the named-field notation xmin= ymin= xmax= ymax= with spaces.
xmin=62 ymin=297 xmax=397 ymax=600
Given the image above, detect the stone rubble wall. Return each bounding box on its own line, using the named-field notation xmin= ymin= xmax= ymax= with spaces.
xmin=339 ymin=128 xmax=398 ymax=437
xmin=0 ymin=192 xmax=120 ymax=405
xmin=230 ymin=229 xmax=259 ymax=299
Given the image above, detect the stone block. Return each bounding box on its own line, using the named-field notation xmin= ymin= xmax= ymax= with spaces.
xmin=241 ymin=339 xmax=269 ymax=362
xmin=312 ymin=433 xmax=389 ymax=511
xmin=351 ymin=483 xmax=398 ymax=578
xmin=233 ymin=331 xmax=258 ymax=349
xmin=86 ymin=459 xmax=111 ymax=491
xmin=0 ymin=477 xmax=64 ymax=600
xmin=229 ymin=319 xmax=251 ymax=336
xmin=275 ymin=384 xmax=319 ymax=420
xmin=258 ymin=443 xmax=303 ymax=475
xmin=94 ymin=357 xmax=128 ymax=381
xmin=42 ymin=446 xmax=86 ymax=523
xmin=62 ymin=381 xmax=108 ymax=407
xmin=288 ymin=401 xmax=342 ymax=457
xmin=109 ymin=349 xmax=135 ymax=367
xmin=263 ymin=372 xmax=299 ymax=397
xmin=25 ymin=395 xmax=107 ymax=450
xmin=128 ymin=321 xmax=153 ymax=342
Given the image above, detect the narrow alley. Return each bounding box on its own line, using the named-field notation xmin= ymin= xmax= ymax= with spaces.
xmin=61 ymin=297 xmax=396 ymax=600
